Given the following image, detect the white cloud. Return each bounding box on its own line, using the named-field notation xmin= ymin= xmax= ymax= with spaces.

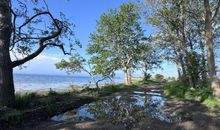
xmin=35 ymin=55 xmax=61 ymax=61
xmin=13 ymin=53 xmax=67 ymax=75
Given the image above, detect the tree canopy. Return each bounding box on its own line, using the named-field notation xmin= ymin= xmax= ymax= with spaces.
xmin=87 ymin=3 xmax=145 ymax=85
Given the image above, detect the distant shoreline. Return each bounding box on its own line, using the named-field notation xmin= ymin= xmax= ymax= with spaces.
xmin=14 ymin=74 xmax=123 ymax=93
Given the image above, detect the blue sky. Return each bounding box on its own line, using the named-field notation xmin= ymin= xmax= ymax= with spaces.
xmin=13 ymin=0 xmax=178 ymax=78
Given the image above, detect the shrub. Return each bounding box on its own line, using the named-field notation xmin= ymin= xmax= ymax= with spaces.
xmin=163 ymin=81 xmax=220 ymax=109
xmin=154 ymin=74 xmax=164 ymax=82
xmin=15 ymin=92 xmax=36 ymax=109
xmin=163 ymin=81 xmax=187 ymax=98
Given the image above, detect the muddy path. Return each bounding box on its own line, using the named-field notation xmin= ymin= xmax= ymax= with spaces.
xmin=24 ymin=84 xmax=220 ymax=130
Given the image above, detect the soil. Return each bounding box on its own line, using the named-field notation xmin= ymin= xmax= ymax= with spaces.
xmin=20 ymin=84 xmax=220 ymax=130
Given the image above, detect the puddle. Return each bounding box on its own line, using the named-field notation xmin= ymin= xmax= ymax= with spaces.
xmin=51 ymin=89 xmax=181 ymax=129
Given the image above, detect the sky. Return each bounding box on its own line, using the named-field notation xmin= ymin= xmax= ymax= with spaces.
xmin=13 ymin=0 xmax=178 ymax=78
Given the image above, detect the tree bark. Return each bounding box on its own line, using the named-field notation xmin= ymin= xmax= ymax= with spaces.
xmin=180 ymin=3 xmax=193 ymax=87
xmin=175 ymin=60 xmax=181 ymax=80
xmin=200 ymin=34 xmax=207 ymax=81
xmin=204 ymin=0 xmax=220 ymax=98
xmin=0 ymin=0 xmax=15 ymax=107
xmin=125 ymin=67 xmax=132 ymax=85
xmin=176 ymin=29 xmax=187 ymax=83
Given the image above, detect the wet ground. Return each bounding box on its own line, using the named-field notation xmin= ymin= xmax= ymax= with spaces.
xmin=51 ymin=87 xmax=180 ymax=128
xmin=26 ymin=84 xmax=220 ymax=130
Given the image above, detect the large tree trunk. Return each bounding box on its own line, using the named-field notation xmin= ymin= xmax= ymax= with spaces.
xmin=204 ymin=0 xmax=220 ymax=98
xmin=125 ymin=68 xmax=132 ymax=85
xmin=0 ymin=0 xmax=15 ymax=107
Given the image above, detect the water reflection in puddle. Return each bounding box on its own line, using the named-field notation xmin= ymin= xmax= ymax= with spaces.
xmin=51 ymin=90 xmax=181 ymax=129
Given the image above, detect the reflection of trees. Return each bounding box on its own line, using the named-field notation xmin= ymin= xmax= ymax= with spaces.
xmin=87 ymin=96 xmax=147 ymax=129
xmin=86 ymin=95 xmax=181 ymax=129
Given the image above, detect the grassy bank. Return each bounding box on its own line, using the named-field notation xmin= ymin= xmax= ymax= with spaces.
xmin=14 ymin=83 xmax=141 ymax=110
xmin=163 ymin=81 xmax=220 ymax=109
xmin=0 ymin=83 xmax=141 ymax=129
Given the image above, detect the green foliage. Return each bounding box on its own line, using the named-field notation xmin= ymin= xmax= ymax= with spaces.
xmin=83 ymin=84 xmax=127 ymax=97
xmin=87 ymin=3 xmax=145 ymax=78
xmin=2 ymin=111 xmax=22 ymax=125
xmin=163 ymin=81 xmax=220 ymax=109
xmin=15 ymin=92 xmax=36 ymax=109
xmin=203 ymin=97 xmax=220 ymax=109
xmin=154 ymin=74 xmax=164 ymax=82
xmin=143 ymin=72 xmax=151 ymax=81
xmin=163 ymin=81 xmax=187 ymax=98
xmin=167 ymin=77 xmax=176 ymax=82
xmin=48 ymin=89 xmax=58 ymax=96
xmin=55 ymin=54 xmax=86 ymax=74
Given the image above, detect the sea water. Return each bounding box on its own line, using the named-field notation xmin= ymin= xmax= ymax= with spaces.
xmin=14 ymin=74 xmax=123 ymax=92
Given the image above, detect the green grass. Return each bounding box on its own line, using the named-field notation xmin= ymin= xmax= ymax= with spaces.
xmin=14 ymin=82 xmax=143 ymax=110
xmin=163 ymin=81 xmax=220 ymax=109
xmin=82 ymin=82 xmax=144 ymax=97
xmin=15 ymin=92 xmax=37 ymax=109
xmin=15 ymin=90 xmax=76 ymax=109
xmin=203 ymin=97 xmax=220 ymax=109
xmin=0 ymin=111 xmax=22 ymax=125
xmin=82 ymin=83 xmax=128 ymax=97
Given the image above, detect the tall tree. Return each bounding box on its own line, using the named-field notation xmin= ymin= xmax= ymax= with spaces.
xmin=144 ymin=0 xmax=220 ymax=97
xmin=87 ymin=3 xmax=144 ymax=85
xmin=137 ymin=38 xmax=162 ymax=81
xmin=204 ymin=0 xmax=220 ymax=97
xmin=144 ymin=0 xmax=207 ymax=85
xmin=0 ymin=0 xmax=78 ymax=107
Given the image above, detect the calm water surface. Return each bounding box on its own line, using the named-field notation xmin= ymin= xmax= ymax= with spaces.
xmin=14 ymin=74 xmax=123 ymax=92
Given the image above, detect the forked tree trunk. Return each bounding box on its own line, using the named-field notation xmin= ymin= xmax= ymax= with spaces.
xmin=0 ymin=0 xmax=15 ymax=107
xmin=204 ymin=0 xmax=220 ymax=98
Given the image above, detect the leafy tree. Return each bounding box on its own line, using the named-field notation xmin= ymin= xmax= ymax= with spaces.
xmin=203 ymin=0 xmax=220 ymax=97
xmin=87 ymin=3 xmax=144 ymax=85
xmin=154 ymin=74 xmax=164 ymax=82
xmin=143 ymin=0 xmax=220 ymax=97
xmin=0 ymin=0 xmax=78 ymax=107
xmin=137 ymin=38 xmax=162 ymax=81
xmin=56 ymin=54 xmax=112 ymax=89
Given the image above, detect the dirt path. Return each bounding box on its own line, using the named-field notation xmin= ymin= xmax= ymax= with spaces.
xmin=23 ymin=84 xmax=220 ymax=130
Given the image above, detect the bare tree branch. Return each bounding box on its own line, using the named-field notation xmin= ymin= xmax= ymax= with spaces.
xmin=12 ymin=19 xmax=63 ymax=67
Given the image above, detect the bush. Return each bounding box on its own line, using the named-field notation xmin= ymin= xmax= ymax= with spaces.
xmin=163 ymin=81 xmax=187 ymax=98
xmin=154 ymin=74 xmax=164 ymax=82
xmin=203 ymin=97 xmax=220 ymax=109
xmin=143 ymin=72 xmax=151 ymax=81
xmin=15 ymin=92 xmax=36 ymax=109
xmin=167 ymin=77 xmax=176 ymax=82
xmin=163 ymin=81 xmax=220 ymax=109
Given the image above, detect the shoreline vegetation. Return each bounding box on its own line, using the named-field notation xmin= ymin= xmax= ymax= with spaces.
xmin=0 ymin=81 xmax=143 ymax=129
xmin=163 ymin=81 xmax=220 ymax=109
xmin=1 ymin=79 xmax=220 ymax=129
xmin=1 ymin=0 xmax=220 ymax=129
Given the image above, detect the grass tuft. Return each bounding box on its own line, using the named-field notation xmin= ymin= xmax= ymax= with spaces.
xmin=15 ymin=92 xmax=37 ymax=109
